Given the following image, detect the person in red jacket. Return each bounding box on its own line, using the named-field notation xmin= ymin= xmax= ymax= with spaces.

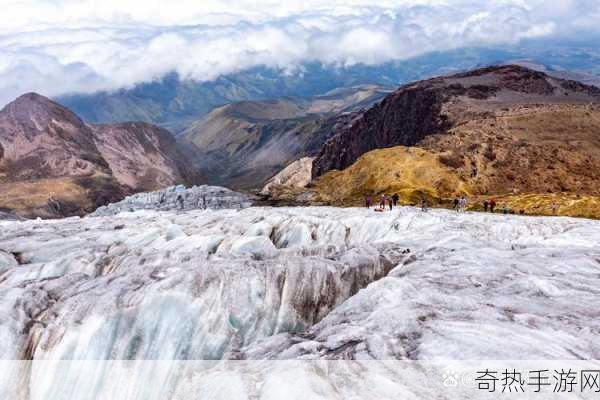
xmin=489 ymin=198 xmax=496 ymax=213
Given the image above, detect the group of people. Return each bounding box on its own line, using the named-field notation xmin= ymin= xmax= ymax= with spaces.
xmin=482 ymin=198 xmax=497 ymax=213
xmin=365 ymin=193 xmax=400 ymax=211
xmin=452 ymin=196 xmax=468 ymax=213
xmin=365 ymin=193 xmax=428 ymax=212
xmin=361 ymin=191 xmax=534 ymax=216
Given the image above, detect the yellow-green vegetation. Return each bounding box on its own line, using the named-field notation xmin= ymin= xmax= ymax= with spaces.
xmin=472 ymin=193 xmax=600 ymax=219
xmin=313 ymin=146 xmax=471 ymax=206
xmin=310 ymin=145 xmax=600 ymax=219
xmin=0 ymin=177 xmax=92 ymax=218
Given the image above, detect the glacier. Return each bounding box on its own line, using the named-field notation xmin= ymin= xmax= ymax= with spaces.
xmin=1 ymin=206 xmax=599 ymax=399
xmin=90 ymin=185 xmax=255 ymax=217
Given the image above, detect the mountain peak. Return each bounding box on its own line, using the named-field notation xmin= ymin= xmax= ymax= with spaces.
xmin=0 ymin=92 xmax=204 ymax=218
xmin=7 ymin=92 xmax=56 ymax=108
xmin=1 ymin=92 xmax=86 ymax=127
xmin=15 ymin=91 xmax=50 ymax=101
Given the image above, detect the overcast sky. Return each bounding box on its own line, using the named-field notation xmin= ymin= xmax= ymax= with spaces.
xmin=1 ymin=0 xmax=599 ymax=106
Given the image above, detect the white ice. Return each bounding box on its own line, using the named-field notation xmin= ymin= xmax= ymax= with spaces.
xmin=1 ymin=206 xmax=599 ymax=398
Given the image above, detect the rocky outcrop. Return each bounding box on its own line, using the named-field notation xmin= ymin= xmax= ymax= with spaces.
xmin=261 ymin=157 xmax=314 ymax=196
xmin=312 ymin=65 xmax=600 ymax=178
xmin=90 ymin=185 xmax=255 ymax=216
xmin=312 ymin=86 xmax=450 ymax=177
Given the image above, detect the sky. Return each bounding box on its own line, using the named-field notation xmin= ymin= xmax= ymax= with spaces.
xmin=1 ymin=0 xmax=599 ymax=106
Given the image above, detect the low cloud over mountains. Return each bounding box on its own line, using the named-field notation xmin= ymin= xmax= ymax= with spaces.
xmin=2 ymin=0 xmax=599 ymax=106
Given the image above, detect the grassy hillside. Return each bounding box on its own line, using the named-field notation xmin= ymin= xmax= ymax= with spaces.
xmin=313 ymin=146 xmax=471 ymax=206
xmin=309 ymin=145 xmax=600 ymax=219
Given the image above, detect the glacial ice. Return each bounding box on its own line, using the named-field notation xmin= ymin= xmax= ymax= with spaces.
xmin=0 ymin=207 xmax=401 ymax=361
xmin=1 ymin=206 xmax=600 ymax=398
xmin=90 ymin=185 xmax=255 ymax=216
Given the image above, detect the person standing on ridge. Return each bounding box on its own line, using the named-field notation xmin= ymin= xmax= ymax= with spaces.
xmin=453 ymin=197 xmax=459 ymax=212
xmin=421 ymin=198 xmax=428 ymax=212
xmin=483 ymin=199 xmax=489 ymax=212
xmin=365 ymin=194 xmax=372 ymax=209
xmin=392 ymin=193 xmax=400 ymax=207
xmin=388 ymin=196 xmax=393 ymax=211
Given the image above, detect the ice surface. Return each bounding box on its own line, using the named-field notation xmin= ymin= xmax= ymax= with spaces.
xmin=90 ymin=185 xmax=255 ymax=216
xmin=0 ymin=207 xmax=404 ymax=362
xmin=1 ymin=206 xmax=600 ymax=398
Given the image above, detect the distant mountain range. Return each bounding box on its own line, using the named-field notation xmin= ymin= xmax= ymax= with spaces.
xmin=180 ymin=85 xmax=391 ymax=188
xmin=3 ymin=61 xmax=600 ymax=218
xmin=56 ymin=42 xmax=600 ymax=134
xmin=57 ymin=64 xmax=402 ymax=134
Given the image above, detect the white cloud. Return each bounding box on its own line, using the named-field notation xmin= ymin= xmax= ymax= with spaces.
xmin=0 ymin=0 xmax=598 ymax=106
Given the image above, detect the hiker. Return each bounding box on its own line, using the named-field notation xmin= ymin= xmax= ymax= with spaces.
xmin=379 ymin=194 xmax=386 ymax=210
xmin=489 ymin=198 xmax=496 ymax=213
xmin=392 ymin=193 xmax=400 ymax=207
xmin=550 ymin=202 xmax=558 ymax=215
xmin=365 ymin=194 xmax=372 ymax=209
xmin=483 ymin=199 xmax=489 ymax=212
xmin=471 ymin=165 xmax=478 ymax=178
xmin=453 ymin=197 xmax=459 ymax=212
xmin=459 ymin=196 xmax=467 ymax=213
xmin=421 ymin=199 xmax=428 ymax=212
xmin=388 ymin=196 xmax=393 ymax=211
xmin=176 ymin=194 xmax=184 ymax=210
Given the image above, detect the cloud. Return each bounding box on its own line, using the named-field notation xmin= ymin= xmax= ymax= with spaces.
xmin=0 ymin=0 xmax=599 ymax=106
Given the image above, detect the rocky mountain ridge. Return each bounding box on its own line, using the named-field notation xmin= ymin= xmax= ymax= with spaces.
xmin=0 ymin=93 xmax=202 ymax=218
xmin=258 ymin=65 xmax=600 ymax=218
xmin=312 ymin=65 xmax=600 ymax=178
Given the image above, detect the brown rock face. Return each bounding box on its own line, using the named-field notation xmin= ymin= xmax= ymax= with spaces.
xmin=0 ymin=93 xmax=109 ymax=181
xmin=92 ymin=122 xmax=202 ymax=192
xmin=312 ymin=86 xmax=451 ymax=177
xmin=0 ymin=93 xmax=202 ymax=218
xmin=312 ymin=65 xmax=600 ymax=179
